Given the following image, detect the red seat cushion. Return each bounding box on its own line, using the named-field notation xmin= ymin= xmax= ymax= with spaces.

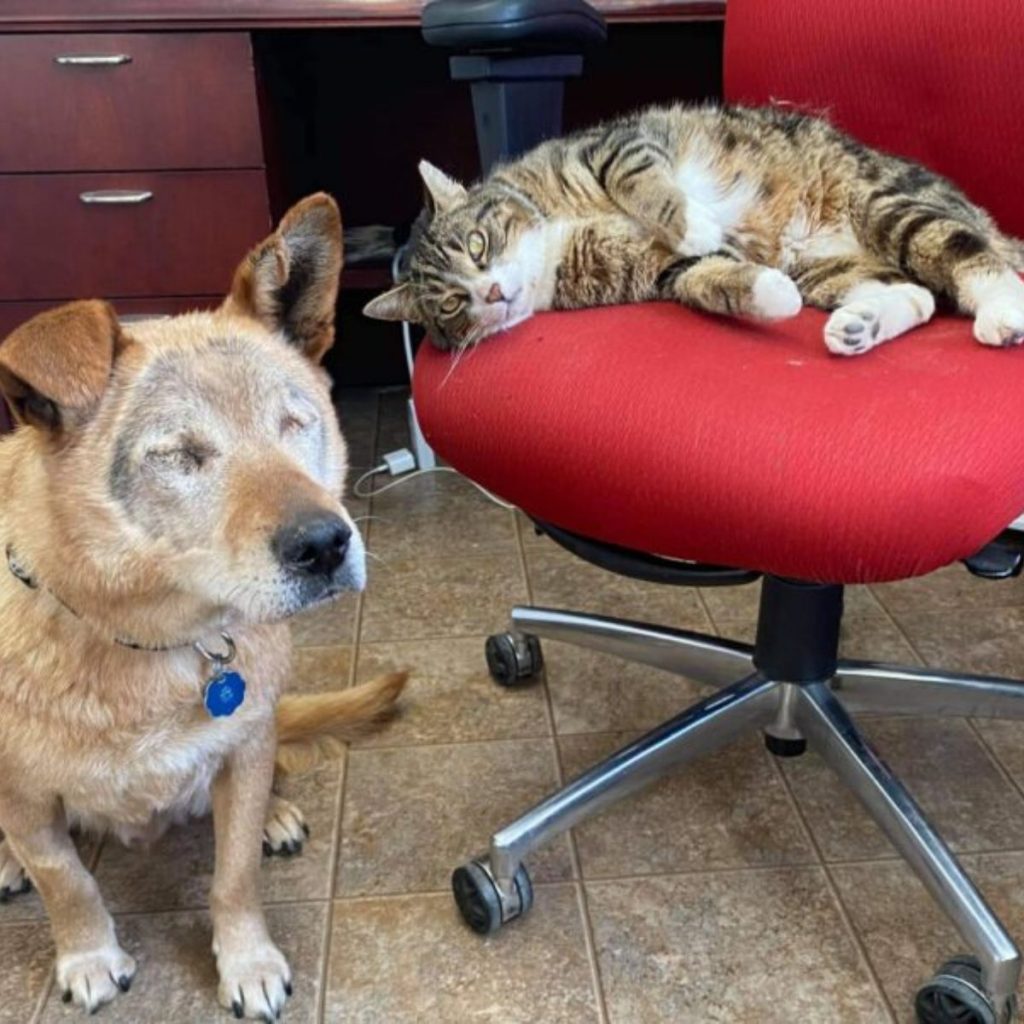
xmin=413 ymin=305 xmax=1024 ymax=583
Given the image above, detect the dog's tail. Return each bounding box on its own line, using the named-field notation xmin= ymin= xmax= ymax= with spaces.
xmin=274 ymin=672 xmax=408 ymax=775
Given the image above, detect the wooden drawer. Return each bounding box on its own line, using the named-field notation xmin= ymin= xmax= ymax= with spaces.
xmin=0 ymin=33 xmax=263 ymax=172
xmin=0 ymin=171 xmax=270 ymax=300
xmin=0 ymin=296 xmax=222 ymax=341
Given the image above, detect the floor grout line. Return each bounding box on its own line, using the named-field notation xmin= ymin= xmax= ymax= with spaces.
xmin=316 ymin=390 xmax=380 ymax=1024
xmin=770 ymin=754 xmax=899 ymax=1023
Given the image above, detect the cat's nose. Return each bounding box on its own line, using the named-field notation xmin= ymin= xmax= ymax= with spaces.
xmin=485 ymin=283 xmax=506 ymax=304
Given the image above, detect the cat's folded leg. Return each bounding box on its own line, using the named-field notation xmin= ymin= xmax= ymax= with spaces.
xmin=598 ymin=153 xmax=706 ymax=254
xmin=660 ymin=254 xmax=802 ymax=321
xmin=792 ymin=256 xmax=935 ymax=356
xmin=863 ymin=202 xmax=1023 ymax=348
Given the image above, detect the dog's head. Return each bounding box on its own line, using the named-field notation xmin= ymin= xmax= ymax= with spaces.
xmin=0 ymin=194 xmax=361 ymax=646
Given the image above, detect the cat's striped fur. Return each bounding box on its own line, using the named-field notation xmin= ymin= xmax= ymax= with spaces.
xmin=364 ymin=103 xmax=1024 ymax=356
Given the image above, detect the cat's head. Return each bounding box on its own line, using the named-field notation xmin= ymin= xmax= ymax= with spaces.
xmin=363 ymin=161 xmax=542 ymax=350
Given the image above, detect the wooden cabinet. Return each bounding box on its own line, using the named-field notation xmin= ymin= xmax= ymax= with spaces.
xmin=0 ymin=30 xmax=270 ymax=432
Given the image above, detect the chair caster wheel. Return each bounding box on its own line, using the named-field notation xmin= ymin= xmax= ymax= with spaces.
xmin=915 ymin=955 xmax=1014 ymax=1024
xmin=451 ymin=858 xmax=533 ymax=936
xmin=485 ymin=632 xmax=543 ymax=687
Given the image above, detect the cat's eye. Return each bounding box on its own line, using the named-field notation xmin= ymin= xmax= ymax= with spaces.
xmin=440 ymin=295 xmax=463 ymax=315
xmin=466 ymin=230 xmax=487 ymax=263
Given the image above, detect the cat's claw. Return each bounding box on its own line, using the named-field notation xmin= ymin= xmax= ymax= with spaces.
xmin=751 ymin=269 xmax=802 ymax=320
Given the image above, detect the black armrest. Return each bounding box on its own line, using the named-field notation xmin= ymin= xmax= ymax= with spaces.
xmin=422 ymin=0 xmax=607 ymax=52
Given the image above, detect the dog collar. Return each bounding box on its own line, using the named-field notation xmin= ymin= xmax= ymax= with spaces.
xmin=5 ymin=544 xmax=246 ymax=717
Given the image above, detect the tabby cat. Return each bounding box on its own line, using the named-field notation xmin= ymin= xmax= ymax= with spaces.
xmin=364 ymin=104 xmax=1024 ymax=357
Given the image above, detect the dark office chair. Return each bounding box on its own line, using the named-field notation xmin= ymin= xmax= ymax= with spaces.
xmin=419 ymin=1 xmax=1024 ymax=1021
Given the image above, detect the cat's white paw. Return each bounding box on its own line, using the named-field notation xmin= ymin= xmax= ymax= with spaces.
xmin=678 ymin=204 xmax=723 ymax=257
xmin=263 ymin=795 xmax=309 ymax=857
xmin=0 ymin=840 xmax=31 ymax=903
xmin=56 ymin=943 xmax=137 ymax=1013
xmin=973 ymin=300 xmax=1024 ymax=347
xmin=825 ymin=283 xmax=935 ymax=356
xmin=751 ymin=269 xmax=802 ymax=320
xmin=825 ymin=303 xmax=882 ymax=356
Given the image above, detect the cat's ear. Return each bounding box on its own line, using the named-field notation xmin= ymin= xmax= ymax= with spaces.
xmin=418 ymin=160 xmax=467 ymax=215
xmin=362 ymin=283 xmax=420 ymax=323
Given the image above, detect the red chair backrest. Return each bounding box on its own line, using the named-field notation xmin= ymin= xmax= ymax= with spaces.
xmin=724 ymin=0 xmax=1024 ymax=238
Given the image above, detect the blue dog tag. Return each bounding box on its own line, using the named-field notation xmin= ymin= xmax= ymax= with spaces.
xmin=203 ymin=669 xmax=246 ymax=718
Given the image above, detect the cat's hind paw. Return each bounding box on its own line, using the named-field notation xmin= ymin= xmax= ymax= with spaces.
xmin=824 ymin=303 xmax=884 ymax=356
xmin=974 ymin=300 xmax=1024 ymax=348
xmin=751 ymin=269 xmax=802 ymax=320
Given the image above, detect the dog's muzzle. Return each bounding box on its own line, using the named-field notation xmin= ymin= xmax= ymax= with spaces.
xmin=272 ymin=512 xmax=365 ymax=600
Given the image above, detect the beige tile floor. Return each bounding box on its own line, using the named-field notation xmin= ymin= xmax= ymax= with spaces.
xmin=9 ymin=387 xmax=1024 ymax=1022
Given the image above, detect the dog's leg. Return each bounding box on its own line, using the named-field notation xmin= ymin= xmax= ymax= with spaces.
xmin=211 ymin=721 xmax=293 ymax=1022
xmin=0 ymin=795 xmax=135 ymax=1013
xmin=0 ymin=839 xmax=32 ymax=902
xmin=262 ymin=794 xmax=309 ymax=858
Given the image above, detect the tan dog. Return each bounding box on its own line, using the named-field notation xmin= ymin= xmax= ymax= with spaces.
xmin=0 ymin=194 xmax=404 ymax=1020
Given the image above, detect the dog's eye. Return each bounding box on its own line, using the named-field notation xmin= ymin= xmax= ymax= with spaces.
xmin=281 ymin=413 xmax=313 ymax=435
xmin=466 ymin=230 xmax=487 ymax=264
xmin=146 ymin=446 xmax=207 ymax=474
xmin=439 ymin=295 xmax=463 ymax=316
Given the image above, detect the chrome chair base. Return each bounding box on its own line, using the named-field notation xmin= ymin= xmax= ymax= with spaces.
xmin=454 ymin=601 xmax=1024 ymax=1024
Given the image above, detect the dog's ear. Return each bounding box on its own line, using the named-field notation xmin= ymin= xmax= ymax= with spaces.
xmin=362 ymin=283 xmax=421 ymax=323
xmin=0 ymin=300 xmax=122 ymax=435
xmin=223 ymin=192 xmax=343 ymax=364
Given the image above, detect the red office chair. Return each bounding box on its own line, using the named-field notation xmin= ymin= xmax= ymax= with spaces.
xmin=416 ymin=1 xmax=1024 ymax=1021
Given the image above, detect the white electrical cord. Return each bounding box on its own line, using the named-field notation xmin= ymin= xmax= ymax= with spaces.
xmin=353 ymin=458 xmax=515 ymax=509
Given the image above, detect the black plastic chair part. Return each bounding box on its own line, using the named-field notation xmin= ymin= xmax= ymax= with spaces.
xmin=421 ymin=0 xmax=607 ymax=173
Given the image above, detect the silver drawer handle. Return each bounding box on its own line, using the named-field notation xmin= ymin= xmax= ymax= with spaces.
xmin=79 ymin=190 xmax=153 ymax=205
xmin=54 ymin=54 xmax=132 ymax=66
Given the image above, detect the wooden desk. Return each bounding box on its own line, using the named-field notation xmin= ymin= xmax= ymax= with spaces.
xmin=0 ymin=1 xmax=725 ymax=31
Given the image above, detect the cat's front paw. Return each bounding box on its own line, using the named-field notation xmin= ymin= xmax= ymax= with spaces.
xmin=751 ymin=269 xmax=802 ymax=320
xmin=56 ymin=942 xmax=137 ymax=1014
xmin=678 ymin=204 xmax=723 ymax=257
xmin=974 ymin=300 xmax=1024 ymax=347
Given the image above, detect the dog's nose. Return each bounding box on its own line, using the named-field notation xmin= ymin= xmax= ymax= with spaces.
xmin=273 ymin=514 xmax=351 ymax=578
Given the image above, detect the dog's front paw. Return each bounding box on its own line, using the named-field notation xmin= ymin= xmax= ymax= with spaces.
xmin=262 ymin=796 xmax=309 ymax=858
xmin=56 ymin=943 xmax=137 ymax=1014
xmin=0 ymin=840 xmax=31 ymax=903
xmin=217 ymin=938 xmax=292 ymax=1022
xmin=974 ymin=300 xmax=1024 ymax=347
